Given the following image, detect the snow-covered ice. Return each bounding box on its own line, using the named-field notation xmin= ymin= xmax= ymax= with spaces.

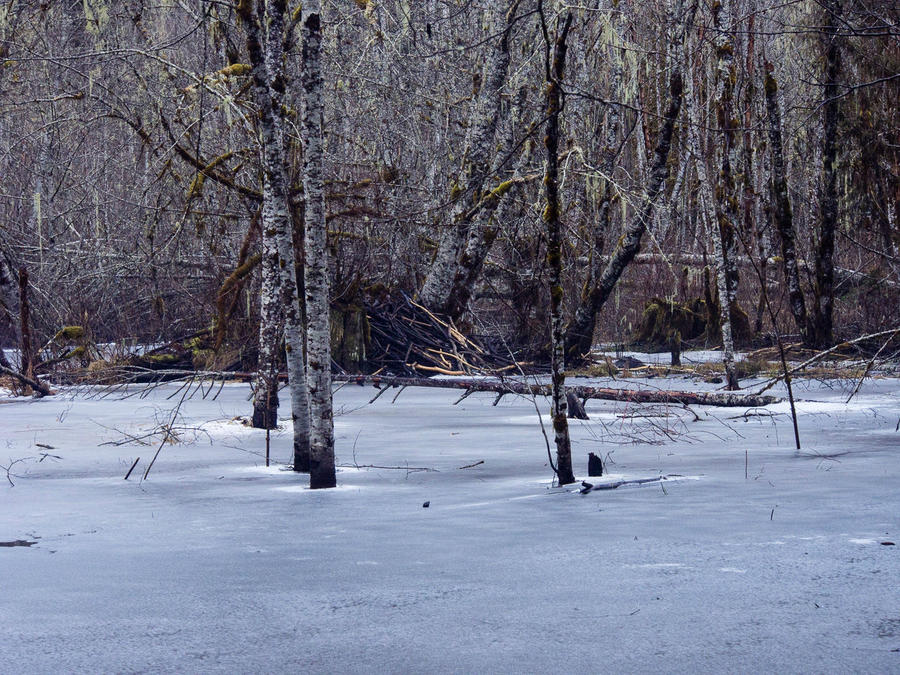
xmin=1 ymin=375 xmax=898 ymax=672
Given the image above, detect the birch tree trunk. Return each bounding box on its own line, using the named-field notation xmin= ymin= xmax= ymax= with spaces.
xmin=764 ymin=63 xmax=810 ymax=342
xmin=250 ymin=211 xmax=283 ymax=429
xmin=240 ymin=0 xmax=311 ymax=464
xmin=242 ymin=2 xmax=282 ymax=430
xmin=563 ymin=0 xmax=698 ymax=364
xmin=418 ymin=0 xmax=518 ymax=315
xmin=443 ymin=86 xmax=529 ymax=323
xmin=543 ymin=10 xmax=575 ymax=487
xmin=301 ymin=0 xmax=336 ymax=489
xmin=264 ymin=0 xmax=311 ymax=471
xmin=810 ymin=0 xmax=843 ymax=348
xmin=710 ymin=0 xmax=739 ymax=390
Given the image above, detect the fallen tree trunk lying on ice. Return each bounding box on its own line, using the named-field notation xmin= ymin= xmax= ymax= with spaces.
xmin=334 ymin=374 xmax=781 ymax=408
xmin=0 ymin=364 xmax=53 ymax=397
xmin=55 ymin=366 xmax=780 ymax=407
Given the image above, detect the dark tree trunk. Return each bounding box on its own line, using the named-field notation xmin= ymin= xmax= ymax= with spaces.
xmin=18 ymin=268 xmax=34 ymax=385
xmin=810 ymin=0 xmax=843 ymax=348
xmin=543 ymin=10 xmax=575 ymax=486
xmin=764 ymin=64 xmax=810 ymax=341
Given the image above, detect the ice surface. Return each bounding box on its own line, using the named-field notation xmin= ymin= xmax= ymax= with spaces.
xmin=1 ymin=376 xmax=898 ymax=672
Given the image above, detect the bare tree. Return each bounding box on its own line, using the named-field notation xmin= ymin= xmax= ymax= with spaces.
xmin=810 ymin=0 xmax=843 ymax=348
xmin=541 ymin=6 xmax=575 ymax=486
xmin=238 ymin=0 xmax=311 ymax=466
xmin=418 ymin=0 xmax=519 ymax=316
xmin=764 ymin=62 xmax=809 ymax=342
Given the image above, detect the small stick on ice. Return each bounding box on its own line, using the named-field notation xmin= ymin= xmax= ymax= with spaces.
xmin=124 ymin=457 xmax=141 ymax=480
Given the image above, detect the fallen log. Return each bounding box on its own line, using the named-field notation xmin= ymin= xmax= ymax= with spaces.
xmin=334 ymin=374 xmax=781 ymax=407
xmin=55 ymin=366 xmax=780 ymax=407
xmin=579 ymin=476 xmax=677 ymax=493
xmin=0 ymin=364 xmax=53 ymax=397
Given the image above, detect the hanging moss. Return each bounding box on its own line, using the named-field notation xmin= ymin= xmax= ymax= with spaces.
xmin=216 ymin=63 xmax=251 ymax=77
xmin=53 ymin=325 xmax=86 ymax=342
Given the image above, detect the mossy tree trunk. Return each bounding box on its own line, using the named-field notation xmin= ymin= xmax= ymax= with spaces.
xmin=709 ymin=0 xmax=740 ymax=390
xmin=764 ymin=64 xmax=810 ymax=342
xmin=301 ymin=0 xmax=336 ymax=489
xmin=240 ymin=0 xmax=311 ymax=463
xmin=418 ymin=0 xmax=519 ymax=316
xmin=810 ymin=0 xmax=843 ymax=348
xmin=542 ymin=9 xmax=575 ymax=486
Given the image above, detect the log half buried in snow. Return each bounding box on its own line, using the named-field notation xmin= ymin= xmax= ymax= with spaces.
xmin=334 ymin=374 xmax=781 ymax=408
xmin=0 ymin=364 xmax=53 ymax=397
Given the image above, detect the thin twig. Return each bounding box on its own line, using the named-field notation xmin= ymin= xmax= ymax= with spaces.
xmin=142 ymin=374 xmax=195 ymax=481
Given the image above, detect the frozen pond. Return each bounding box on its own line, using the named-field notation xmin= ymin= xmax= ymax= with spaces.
xmin=1 ymin=375 xmax=898 ymax=672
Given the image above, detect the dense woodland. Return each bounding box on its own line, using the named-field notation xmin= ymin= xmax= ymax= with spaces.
xmin=0 ymin=1 xmax=897 ymax=486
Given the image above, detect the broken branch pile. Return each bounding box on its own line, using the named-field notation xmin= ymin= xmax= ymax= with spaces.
xmin=363 ymin=292 xmax=520 ymax=376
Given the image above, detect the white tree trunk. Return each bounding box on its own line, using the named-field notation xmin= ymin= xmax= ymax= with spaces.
xmin=710 ymin=0 xmax=740 ymax=390
xmin=301 ymin=0 xmax=336 ymax=489
xmin=251 ymin=220 xmax=283 ymax=429
xmin=263 ymin=0 xmax=311 ymax=470
xmin=241 ymin=0 xmax=311 ymax=455
xmin=418 ymin=1 xmax=516 ymax=314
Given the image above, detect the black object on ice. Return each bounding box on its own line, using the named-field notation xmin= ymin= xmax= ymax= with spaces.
xmin=588 ymin=452 xmax=604 ymax=477
xmin=422 ymin=501 xmax=430 ymax=508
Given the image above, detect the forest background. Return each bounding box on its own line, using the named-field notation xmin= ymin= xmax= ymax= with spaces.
xmin=0 ymin=0 xmax=897 ymax=482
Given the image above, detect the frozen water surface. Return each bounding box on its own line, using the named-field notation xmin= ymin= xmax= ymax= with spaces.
xmin=1 ymin=376 xmax=898 ymax=673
